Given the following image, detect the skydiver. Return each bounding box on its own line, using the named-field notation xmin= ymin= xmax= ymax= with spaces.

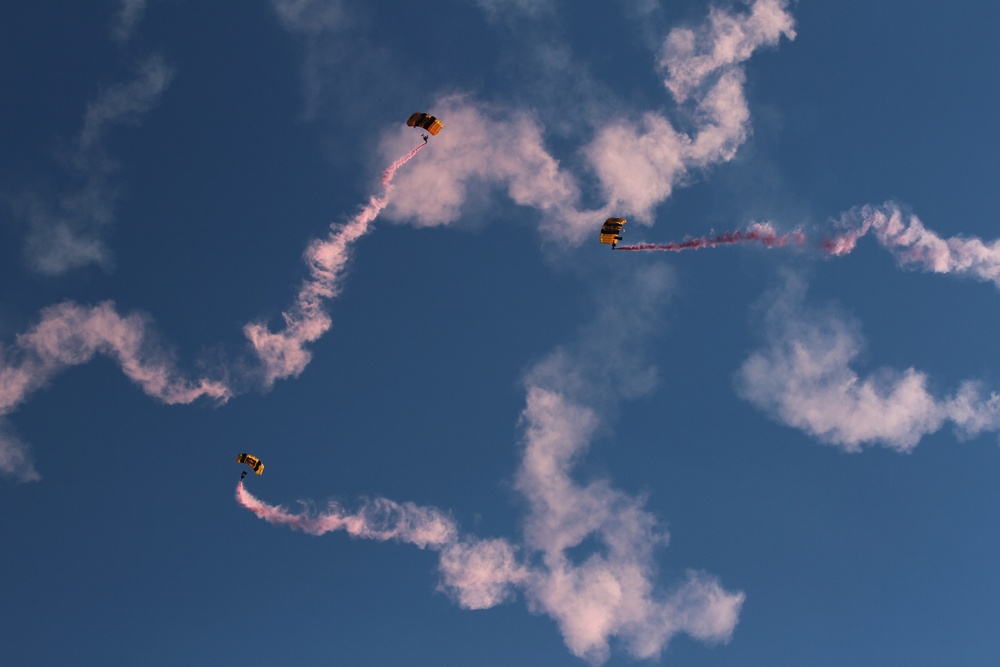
xmin=241 ymin=470 xmax=247 ymax=481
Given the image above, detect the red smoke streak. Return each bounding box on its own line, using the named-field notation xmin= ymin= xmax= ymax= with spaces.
xmin=617 ymin=224 xmax=805 ymax=252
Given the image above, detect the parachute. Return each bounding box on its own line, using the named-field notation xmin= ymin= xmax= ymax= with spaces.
xmin=599 ymin=218 xmax=626 ymax=249
xmin=406 ymin=112 xmax=443 ymax=137
xmin=236 ymin=453 xmax=264 ymax=480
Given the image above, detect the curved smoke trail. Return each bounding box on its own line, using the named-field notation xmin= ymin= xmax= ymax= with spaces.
xmin=821 ymin=202 xmax=1000 ymax=287
xmin=244 ymin=141 xmax=426 ymax=386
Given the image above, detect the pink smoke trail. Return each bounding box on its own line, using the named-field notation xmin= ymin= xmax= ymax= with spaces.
xmin=820 ymin=203 xmax=1000 ymax=287
xmin=244 ymin=142 xmax=426 ymax=386
xmin=235 ymin=479 xmax=456 ymax=548
xmin=617 ymin=222 xmax=805 ymax=252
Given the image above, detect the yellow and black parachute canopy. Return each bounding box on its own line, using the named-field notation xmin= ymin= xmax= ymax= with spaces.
xmin=406 ymin=112 xmax=443 ymax=136
xmin=236 ymin=453 xmax=264 ymax=475
xmin=599 ymin=217 xmax=626 ymax=246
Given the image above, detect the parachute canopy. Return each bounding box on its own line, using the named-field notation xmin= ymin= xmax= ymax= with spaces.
xmin=236 ymin=453 xmax=264 ymax=475
xmin=407 ymin=112 xmax=443 ymax=136
xmin=599 ymin=218 xmax=626 ymax=248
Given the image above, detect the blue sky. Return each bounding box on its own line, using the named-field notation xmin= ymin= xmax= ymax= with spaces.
xmin=3 ymin=1 xmax=1000 ymax=664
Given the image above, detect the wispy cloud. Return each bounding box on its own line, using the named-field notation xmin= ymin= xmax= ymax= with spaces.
xmin=271 ymin=0 xmax=350 ymax=38
xmin=736 ymin=272 xmax=1000 ymax=452
xmin=269 ymin=0 xmax=386 ymax=120
xmin=14 ymin=55 xmax=173 ymax=275
xmin=470 ymin=0 xmax=556 ymax=21
xmin=239 ymin=264 xmax=743 ymax=663
xmin=523 ymin=264 xmax=675 ymax=407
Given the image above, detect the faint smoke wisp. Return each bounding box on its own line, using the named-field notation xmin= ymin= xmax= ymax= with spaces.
xmin=269 ymin=0 xmax=358 ymax=119
xmin=14 ymin=56 xmax=174 ymax=275
xmin=112 ymin=0 xmax=147 ymax=42
xmin=0 ymin=419 xmax=40 ymax=483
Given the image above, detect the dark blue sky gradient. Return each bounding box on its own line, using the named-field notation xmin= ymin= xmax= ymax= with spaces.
xmin=3 ymin=2 xmax=1000 ymax=665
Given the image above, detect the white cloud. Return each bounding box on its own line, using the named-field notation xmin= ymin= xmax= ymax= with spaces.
xmin=736 ymin=273 xmax=1000 ymax=451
